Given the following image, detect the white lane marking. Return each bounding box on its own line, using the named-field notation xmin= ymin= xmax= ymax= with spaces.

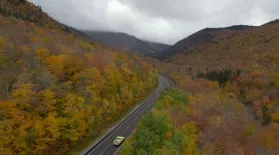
xmin=112 ymin=143 xmax=124 ymax=155
xmin=89 ymin=76 xmax=163 ymax=154
xmin=162 ymin=76 xmax=169 ymax=88
xmin=113 ymin=76 xmax=170 ymax=155
xmin=114 ymin=87 xmax=164 ymax=154
xmin=166 ymin=77 xmax=170 ymax=87
xmin=120 ymin=97 xmax=155 ymax=135
xmin=101 ymin=100 xmax=153 ymax=155
xmin=124 ymin=126 xmax=129 ymax=132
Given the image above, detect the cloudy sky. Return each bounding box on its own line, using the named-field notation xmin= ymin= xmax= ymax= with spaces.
xmin=29 ymin=0 xmax=279 ymax=45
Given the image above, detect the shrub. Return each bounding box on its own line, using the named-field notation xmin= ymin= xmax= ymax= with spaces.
xmin=197 ymin=69 xmax=234 ymax=85
xmin=262 ymin=114 xmax=272 ymax=126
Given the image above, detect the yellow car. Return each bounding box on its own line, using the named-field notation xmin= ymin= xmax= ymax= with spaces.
xmin=113 ymin=136 xmax=125 ymax=146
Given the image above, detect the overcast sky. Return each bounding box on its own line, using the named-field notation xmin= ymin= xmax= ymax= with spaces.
xmin=29 ymin=0 xmax=279 ymax=45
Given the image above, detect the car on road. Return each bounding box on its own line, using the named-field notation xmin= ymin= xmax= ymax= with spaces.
xmin=113 ymin=136 xmax=125 ymax=146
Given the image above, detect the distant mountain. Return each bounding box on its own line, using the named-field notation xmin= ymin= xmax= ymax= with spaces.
xmin=146 ymin=41 xmax=170 ymax=51
xmin=162 ymin=19 xmax=279 ymax=72
xmin=67 ymin=26 xmax=91 ymax=39
xmin=161 ymin=25 xmax=254 ymax=58
xmin=264 ymin=19 xmax=279 ymax=25
xmin=83 ymin=31 xmax=170 ymax=56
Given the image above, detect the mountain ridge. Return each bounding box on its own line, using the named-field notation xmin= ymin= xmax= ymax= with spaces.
xmin=83 ymin=30 xmax=170 ymax=56
xmin=161 ymin=25 xmax=254 ymax=58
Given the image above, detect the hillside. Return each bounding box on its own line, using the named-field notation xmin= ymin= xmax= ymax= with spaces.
xmin=264 ymin=19 xmax=279 ymax=25
xmin=0 ymin=0 xmax=95 ymax=40
xmin=121 ymin=18 xmax=279 ymax=155
xmin=144 ymin=19 xmax=279 ymax=154
xmin=83 ymin=31 xmax=170 ymax=56
xmin=166 ymin=21 xmax=279 ymax=71
xmin=121 ymin=74 xmax=279 ymax=154
xmin=0 ymin=0 xmax=66 ymax=30
xmin=161 ymin=25 xmax=253 ymax=58
xmin=0 ymin=1 xmax=157 ymax=154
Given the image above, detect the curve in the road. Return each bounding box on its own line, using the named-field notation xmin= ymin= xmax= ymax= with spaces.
xmin=84 ymin=75 xmax=170 ymax=155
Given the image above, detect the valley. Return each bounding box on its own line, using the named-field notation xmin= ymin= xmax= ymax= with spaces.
xmin=1 ymin=0 xmax=279 ymax=155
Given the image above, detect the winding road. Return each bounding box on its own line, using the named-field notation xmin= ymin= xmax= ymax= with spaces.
xmin=84 ymin=75 xmax=170 ymax=155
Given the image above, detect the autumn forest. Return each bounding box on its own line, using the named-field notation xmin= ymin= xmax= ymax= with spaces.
xmin=1 ymin=0 xmax=279 ymax=155
xmin=0 ymin=0 xmax=157 ymax=154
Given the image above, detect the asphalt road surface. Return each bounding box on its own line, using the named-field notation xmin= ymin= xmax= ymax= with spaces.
xmin=85 ymin=75 xmax=170 ymax=155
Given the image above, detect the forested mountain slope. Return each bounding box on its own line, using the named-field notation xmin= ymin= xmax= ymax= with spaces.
xmin=83 ymin=31 xmax=170 ymax=56
xmin=143 ymin=18 xmax=279 ymax=155
xmin=166 ymin=21 xmax=279 ymax=71
xmin=0 ymin=0 xmax=157 ymax=154
xmin=0 ymin=0 xmax=65 ymax=30
xmin=161 ymin=25 xmax=253 ymax=58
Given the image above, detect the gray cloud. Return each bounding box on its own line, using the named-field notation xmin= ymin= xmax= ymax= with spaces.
xmin=29 ymin=0 xmax=279 ymax=44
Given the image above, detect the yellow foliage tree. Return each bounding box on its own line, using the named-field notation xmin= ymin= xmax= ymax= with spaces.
xmin=180 ymin=122 xmax=198 ymax=155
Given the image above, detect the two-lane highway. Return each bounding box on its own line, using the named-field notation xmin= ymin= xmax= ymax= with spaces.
xmin=85 ymin=75 xmax=170 ymax=155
